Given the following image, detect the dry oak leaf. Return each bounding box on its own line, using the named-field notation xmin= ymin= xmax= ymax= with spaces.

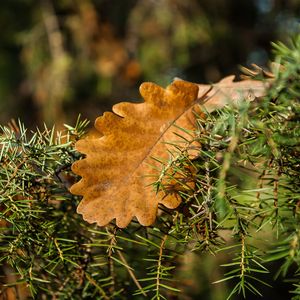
xmin=70 ymin=77 xmax=267 ymax=228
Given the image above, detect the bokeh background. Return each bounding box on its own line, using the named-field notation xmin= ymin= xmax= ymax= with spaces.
xmin=0 ymin=0 xmax=299 ymax=128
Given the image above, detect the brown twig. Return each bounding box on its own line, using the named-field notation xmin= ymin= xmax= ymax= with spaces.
xmin=85 ymin=272 xmax=110 ymax=300
xmin=107 ymin=227 xmax=117 ymax=294
xmin=4 ymin=158 xmax=27 ymax=190
xmin=156 ymin=235 xmax=168 ymax=298
xmin=117 ymin=250 xmax=147 ymax=297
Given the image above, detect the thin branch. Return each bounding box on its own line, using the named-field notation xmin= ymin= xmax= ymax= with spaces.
xmin=156 ymin=235 xmax=168 ymax=298
xmin=85 ymin=272 xmax=110 ymax=300
xmin=117 ymin=250 xmax=147 ymax=297
xmin=107 ymin=227 xmax=117 ymax=294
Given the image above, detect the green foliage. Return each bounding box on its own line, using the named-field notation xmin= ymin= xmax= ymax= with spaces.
xmin=1 ymin=37 xmax=300 ymax=299
xmin=190 ymin=35 xmax=300 ymax=298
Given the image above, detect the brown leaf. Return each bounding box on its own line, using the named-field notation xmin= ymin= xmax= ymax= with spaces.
xmin=198 ymin=75 xmax=268 ymax=111
xmin=70 ymin=77 xmax=267 ymax=228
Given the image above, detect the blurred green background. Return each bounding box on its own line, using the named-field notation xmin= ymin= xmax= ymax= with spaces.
xmin=0 ymin=0 xmax=299 ymax=127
